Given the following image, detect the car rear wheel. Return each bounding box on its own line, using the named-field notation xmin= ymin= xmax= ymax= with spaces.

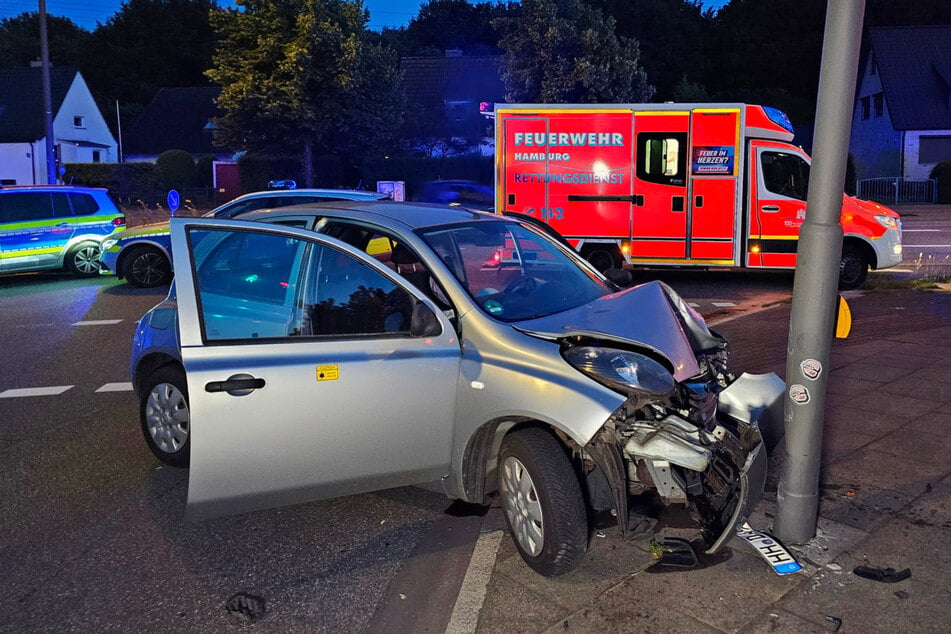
xmin=123 ymin=246 xmax=171 ymax=287
xmin=140 ymin=365 xmax=190 ymax=467
xmin=498 ymin=428 xmax=588 ymax=576
xmin=65 ymin=241 xmax=101 ymax=277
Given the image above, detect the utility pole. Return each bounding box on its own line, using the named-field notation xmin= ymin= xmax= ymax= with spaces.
xmin=39 ymin=0 xmax=56 ymax=184
xmin=774 ymin=0 xmax=866 ymax=544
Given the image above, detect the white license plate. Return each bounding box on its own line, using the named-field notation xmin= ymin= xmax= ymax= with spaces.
xmin=737 ymin=521 xmax=802 ymax=575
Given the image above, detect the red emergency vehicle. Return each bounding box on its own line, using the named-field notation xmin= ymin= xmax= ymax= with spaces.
xmin=494 ymin=103 xmax=902 ymax=288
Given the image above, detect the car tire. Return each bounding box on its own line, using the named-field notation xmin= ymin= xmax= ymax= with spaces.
xmin=140 ymin=365 xmax=190 ymax=467
xmin=123 ymin=246 xmax=171 ymax=288
xmin=839 ymin=244 xmax=868 ymax=290
xmin=498 ymin=428 xmax=588 ymax=576
xmin=583 ymin=247 xmax=619 ymax=273
xmin=64 ymin=241 xmax=102 ymax=277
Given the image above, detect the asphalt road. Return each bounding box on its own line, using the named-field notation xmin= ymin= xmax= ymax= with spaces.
xmin=0 ymin=204 xmax=942 ymax=631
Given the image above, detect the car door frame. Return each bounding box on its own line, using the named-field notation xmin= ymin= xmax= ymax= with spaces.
xmin=169 ymin=217 xmax=463 ymax=521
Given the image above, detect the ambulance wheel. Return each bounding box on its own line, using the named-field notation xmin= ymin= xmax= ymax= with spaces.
xmin=839 ymin=245 xmax=868 ymax=290
xmin=498 ymin=428 xmax=588 ymax=576
xmin=584 ymin=247 xmax=619 ymax=273
xmin=65 ymin=241 xmax=102 ymax=277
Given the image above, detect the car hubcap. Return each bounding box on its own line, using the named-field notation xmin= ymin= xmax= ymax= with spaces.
xmin=500 ymin=456 xmax=544 ymax=556
xmin=132 ymin=253 xmax=168 ymax=285
xmin=75 ymin=247 xmax=100 ymax=273
xmin=145 ymin=382 xmax=189 ymax=454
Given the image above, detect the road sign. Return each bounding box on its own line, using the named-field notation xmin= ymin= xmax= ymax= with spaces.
xmin=167 ymin=189 xmax=180 ymax=213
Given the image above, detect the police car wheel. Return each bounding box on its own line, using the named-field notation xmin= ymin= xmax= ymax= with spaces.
xmin=65 ymin=241 xmax=102 ymax=277
xmin=124 ymin=246 xmax=171 ymax=288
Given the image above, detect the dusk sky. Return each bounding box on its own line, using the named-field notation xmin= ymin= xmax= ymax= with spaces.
xmin=1 ymin=0 xmax=730 ymax=32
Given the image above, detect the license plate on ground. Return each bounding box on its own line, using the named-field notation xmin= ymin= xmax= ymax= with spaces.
xmin=737 ymin=521 xmax=803 ymax=575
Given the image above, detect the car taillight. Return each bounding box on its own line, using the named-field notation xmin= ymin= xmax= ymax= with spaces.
xmin=112 ymin=216 xmax=126 ymax=227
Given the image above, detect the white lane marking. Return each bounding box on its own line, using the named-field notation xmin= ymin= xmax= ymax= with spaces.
xmin=445 ymin=530 xmax=503 ymax=634
xmin=712 ymin=302 xmax=737 ymax=307
xmin=688 ymin=302 xmax=700 ymax=308
xmin=902 ymin=244 xmax=951 ymax=248
xmin=901 ymin=229 xmax=940 ymax=232
xmin=0 ymin=386 xmax=73 ymax=398
xmin=73 ymin=319 xmax=123 ymax=326
xmin=96 ymin=382 xmax=134 ymax=393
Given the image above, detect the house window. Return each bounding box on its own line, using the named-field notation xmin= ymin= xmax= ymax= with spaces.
xmin=860 ymin=96 xmax=870 ymax=120
xmin=92 ymin=150 xmax=101 ymax=163
xmin=919 ymin=136 xmax=951 ymax=164
xmin=873 ymin=93 xmax=884 ymax=118
xmin=73 ymin=115 xmax=85 ymax=128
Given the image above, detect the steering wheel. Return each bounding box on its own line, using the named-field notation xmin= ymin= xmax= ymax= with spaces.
xmin=503 ymin=275 xmax=537 ymax=295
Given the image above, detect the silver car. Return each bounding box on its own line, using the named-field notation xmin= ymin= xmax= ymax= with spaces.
xmin=131 ymin=201 xmax=783 ymax=576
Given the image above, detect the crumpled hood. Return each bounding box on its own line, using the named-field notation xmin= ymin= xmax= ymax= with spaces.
xmin=514 ymin=280 xmax=724 ymax=382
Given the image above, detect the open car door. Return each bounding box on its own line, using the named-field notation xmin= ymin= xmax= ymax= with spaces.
xmin=169 ymin=218 xmax=461 ymax=521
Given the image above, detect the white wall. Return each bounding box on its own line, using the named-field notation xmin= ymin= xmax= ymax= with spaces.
xmin=903 ymin=130 xmax=951 ymax=180
xmin=0 ymin=142 xmax=39 ymax=185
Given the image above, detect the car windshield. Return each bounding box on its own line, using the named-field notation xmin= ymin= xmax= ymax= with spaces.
xmin=419 ymin=220 xmax=612 ymax=322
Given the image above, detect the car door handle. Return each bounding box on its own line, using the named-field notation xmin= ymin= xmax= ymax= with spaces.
xmin=761 ymin=205 xmax=781 ymax=213
xmin=205 ymin=374 xmax=266 ymax=396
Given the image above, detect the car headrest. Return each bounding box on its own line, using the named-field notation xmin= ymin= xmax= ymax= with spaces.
xmin=390 ymin=243 xmax=418 ymax=265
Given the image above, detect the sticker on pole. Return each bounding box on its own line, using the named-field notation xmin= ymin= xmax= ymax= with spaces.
xmin=736 ymin=522 xmax=803 ymax=575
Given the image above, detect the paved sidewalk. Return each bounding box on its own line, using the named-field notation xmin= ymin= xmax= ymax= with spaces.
xmin=470 ymin=287 xmax=951 ymax=633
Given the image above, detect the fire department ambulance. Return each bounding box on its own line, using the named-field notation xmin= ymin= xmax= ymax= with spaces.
xmin=493 ymin=103 xmax=902 ymax=288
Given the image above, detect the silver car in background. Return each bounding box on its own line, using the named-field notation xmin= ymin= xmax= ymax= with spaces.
xmin=131 ymin=201 xmax=783 ymax=576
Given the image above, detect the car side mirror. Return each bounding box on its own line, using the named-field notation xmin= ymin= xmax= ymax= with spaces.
xmin=410 ymin=301 xmax=442 ymax=337
xmin=604 ymin=268 xmax=632 ymax=287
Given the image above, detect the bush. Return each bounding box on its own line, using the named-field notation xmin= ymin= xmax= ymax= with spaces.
xmin=64 ymin=162 xmax=163 ymax=203
xmin=930 ymin=160 xmax=951 ymax=204
xmin=155 ymin=149 xmax=196 ymax=190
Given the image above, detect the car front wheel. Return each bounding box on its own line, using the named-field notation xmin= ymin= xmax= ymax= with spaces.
xmin=839 ymin=244 xmax=869 ymax=290
xmin=123 ymin=246 xmax=171 ymax=287
xmin=498 ymin=428 xmax=588 ymax=576
xmin=140 ymin=365 xmax=190 ymax=467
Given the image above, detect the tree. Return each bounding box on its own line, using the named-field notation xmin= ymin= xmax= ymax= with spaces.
xmin=391 ymin=0 xmax=514 ymax=57
xmin=207 ymin=0 xmax=403 ymax=186
xmin=0 ymin=13 xmax=91 ymax=69
xmin=494 ymin=0 xmax=654 ymax=104
xmin=590 ymin=0 xmax=712 ymax=101
xmin=81 ymin=0 xmax=216 ymax=106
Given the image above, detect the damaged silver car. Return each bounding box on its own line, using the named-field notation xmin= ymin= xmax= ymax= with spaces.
xmin=131 ymin=202 xmax=783 ymax=576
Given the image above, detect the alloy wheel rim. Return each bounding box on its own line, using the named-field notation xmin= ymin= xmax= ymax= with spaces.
xmin=75 ymin=247 xmax=100 ymax=273
xmin=145 ymin=382 xmax=189 ymax=454
xmin=500 ymin=455 xmax=544 ymax=556
xmin=132 ymin=253 xmax=168 ymax=285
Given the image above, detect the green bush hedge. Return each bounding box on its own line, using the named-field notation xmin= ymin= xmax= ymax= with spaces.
xmin=64 ymin=162 xmax=163 ymax=203
xmin=931 ymin=160 xmax=951 ymax=204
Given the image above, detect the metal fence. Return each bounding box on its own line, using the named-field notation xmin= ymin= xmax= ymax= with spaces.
xmin=857 ymin=178 xmax=937 ymax=204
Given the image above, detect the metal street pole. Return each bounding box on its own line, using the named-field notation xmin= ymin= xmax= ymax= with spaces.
xmin=774 ymin=0 xmax=866 ymax=544
xmin=39 ymin=0 xmax=56 ymax=184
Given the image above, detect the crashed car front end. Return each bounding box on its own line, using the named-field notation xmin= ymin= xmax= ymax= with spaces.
xmin=524 ymin=281 xmax=784 ymax=552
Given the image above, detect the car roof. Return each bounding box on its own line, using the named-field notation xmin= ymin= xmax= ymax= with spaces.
xmin=0 ymin=184 xmax=109 ymax=193
xmin=228 ymin=188 xmax=388 ymax=202
xmin=237 ymin=200 xmax=502 ymax=231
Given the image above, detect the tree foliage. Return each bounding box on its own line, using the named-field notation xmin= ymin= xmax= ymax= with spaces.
xmin=207 ymin=0 xmax=403 ymax=183
xmin=0 ymin=13 xmax=91 ymax=69
xmin=494 ymin=0 xmax=654 ymax=104
xmin=80 ymin=0 xmax=216 ymax=106
xmin=374 ymin=0 xmax=514 ymax=57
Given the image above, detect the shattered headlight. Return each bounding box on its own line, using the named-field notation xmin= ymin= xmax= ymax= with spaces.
xmin=563 ymin=346 xmax=675 ymax=396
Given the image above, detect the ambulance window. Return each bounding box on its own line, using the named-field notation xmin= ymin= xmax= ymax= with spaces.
xmin=761 ymin=152 xmax=810 ymax=201
xmin=636 ymin=133 xmax=687 ymax=187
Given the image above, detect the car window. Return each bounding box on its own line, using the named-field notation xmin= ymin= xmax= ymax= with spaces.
xmin=760 ymin=151 xmax=810 ymax=201
xmin=69 ymin=193 xmax=100 ymax=215
xmin=212 ymin=196 xmax=286 ymax=219
xmin=420 ymin=220 xmax=611 ymax=321
xmin=0 ymin=192 xmax=56 ymax=222
xmin=188 ymin=227 xmax=416 ymax=342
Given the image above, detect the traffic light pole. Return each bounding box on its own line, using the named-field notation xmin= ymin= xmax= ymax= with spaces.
xmin=774 ymin=0 xmax=866 ymax=544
